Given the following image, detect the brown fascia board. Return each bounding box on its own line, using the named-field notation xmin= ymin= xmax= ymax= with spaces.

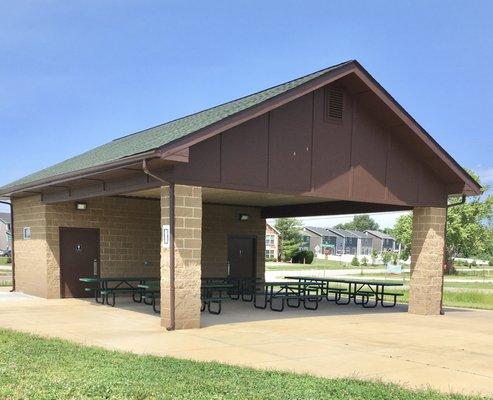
xmin=0 ymin=148 xmax=191 ymax=197
xmin=156 ymin=62 xmax=357 ymax=159
xmin=350 ymin=61 xmax=482 ymax=196
xmin=0 ymin=150 xmax=161 ymax=197
xmin=3 ymin=61 xmax=480 ymax=198
xmin=157 ymin=60 xmax=481 ymax=196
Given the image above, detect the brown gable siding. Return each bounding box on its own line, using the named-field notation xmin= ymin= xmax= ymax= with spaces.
xmin=156 ymin=82 xmax=447 ymax=207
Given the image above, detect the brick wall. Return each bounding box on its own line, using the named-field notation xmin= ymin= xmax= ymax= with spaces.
xmin=409 ymin=207 xmax=446 ymax=315
xmin=201 ymin=204 xmax=266 ymax=278
xmin=13 ymin=195 xmax=161 ymax=298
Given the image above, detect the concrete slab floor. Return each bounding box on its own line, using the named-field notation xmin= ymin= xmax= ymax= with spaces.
xmin=0 ymin=288 xmax=492 ymax=397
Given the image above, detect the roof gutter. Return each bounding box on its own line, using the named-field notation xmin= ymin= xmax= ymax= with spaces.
xmin=0 ymin=200 xmax=14 ymax=292
xmin=0 ymin=150 xmax=161 ymax=197
xmin=141 ymin=159 xmax=175 ymax=331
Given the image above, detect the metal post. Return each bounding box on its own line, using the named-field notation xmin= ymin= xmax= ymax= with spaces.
xmin=167 ymin=183 xmax=176 ymax=331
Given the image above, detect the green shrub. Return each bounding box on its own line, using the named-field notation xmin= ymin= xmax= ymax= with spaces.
xmin=382 ymin=251 xmax=392 ymax=264
xmin=471 ymin=260 xmax=477 ymax=267
xmin=292 ymin=250 xmax=314 ymax=264
xmin=370 ymin=249 xmax=378 ymax=265
xmin=489 ymin=258 xmax=493 ymax=267
xmin=351 ymin=256 xmax=359 ymax=266
xmin=361 ymin=256 xmax=368 ymax=266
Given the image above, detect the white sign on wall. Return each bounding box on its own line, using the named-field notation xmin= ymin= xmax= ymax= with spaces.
xmin=162 ymin=225 xmax=170 ymax=248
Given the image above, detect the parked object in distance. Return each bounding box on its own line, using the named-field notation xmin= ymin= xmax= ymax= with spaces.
xmin=0 ymin=249 xmax=11 ymax=257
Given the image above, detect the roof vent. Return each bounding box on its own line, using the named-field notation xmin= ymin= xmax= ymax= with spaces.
xmin=326 ymin=87 xmax=344 ymax=120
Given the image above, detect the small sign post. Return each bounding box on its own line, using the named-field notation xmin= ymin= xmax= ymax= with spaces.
xmin=162 ymin=224 xmax=170 ymax=248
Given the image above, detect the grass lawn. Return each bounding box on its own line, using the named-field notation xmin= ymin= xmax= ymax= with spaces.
xmin=0 ymin=329 xmax=486 ymax=400
xmin=0 ymin=256 xmax=10 ymax=265
xmin=266 ymin=260 xmax=384 ymax=270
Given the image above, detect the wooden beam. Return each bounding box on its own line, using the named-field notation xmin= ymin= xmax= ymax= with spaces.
xmin=42 ymin=173 xmax=161 ymax=204
xmin=261 ymin=201 xmax=412 ymax=219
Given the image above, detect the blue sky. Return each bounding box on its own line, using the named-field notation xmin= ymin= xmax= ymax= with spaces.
xmin=1 ymin=1 xmax=492 ymax=227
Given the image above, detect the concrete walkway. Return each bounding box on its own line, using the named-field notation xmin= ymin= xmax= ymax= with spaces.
xmin=0 ymin=289 xmax=492 ymax=397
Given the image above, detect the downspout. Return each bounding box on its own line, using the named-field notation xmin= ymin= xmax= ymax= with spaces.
xmin=439 ymin=194 xmax=466 ymax=315
xmin=0 ymin=200 xmax=14 ymax=292
xmin=142 ymin=160 xmax=176 ymax=331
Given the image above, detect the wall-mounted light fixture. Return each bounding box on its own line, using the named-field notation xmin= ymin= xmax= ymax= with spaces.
xmin=239 ymin=213 xmax=250 ymax=221
xmin=75 ymin=202 xmax=87 ymax=211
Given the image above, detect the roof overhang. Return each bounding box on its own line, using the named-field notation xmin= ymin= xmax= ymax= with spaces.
xmin=0 ymin=60 xmax=481 ymax=199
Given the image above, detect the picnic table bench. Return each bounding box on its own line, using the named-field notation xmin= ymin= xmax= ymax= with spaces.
xmin=253 ymin=281 xmax=324 ymax=312
xmin=284 ymin=276 xmax=404 ymax=308
xmin=201 ymin=277 xmax=261 ymax=302
xmin=79 ymin=276 xmax=159 ymax=307
xmin=137 ymin=283 xmax=160 ymax=314
xmin=200 ymin=282 xmax=235 ymax=314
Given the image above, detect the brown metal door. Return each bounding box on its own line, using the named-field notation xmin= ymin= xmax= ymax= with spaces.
xmin=227 ymin=237 xmax=255 ymax=278
xmin=60 ymin=227 xmax=100 ymax=298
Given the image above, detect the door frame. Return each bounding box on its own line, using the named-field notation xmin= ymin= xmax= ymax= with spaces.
xmin=227 ymin=235 xmax=257 ymax=278
xmin=59 ymin=227 xmax=101 ymax=298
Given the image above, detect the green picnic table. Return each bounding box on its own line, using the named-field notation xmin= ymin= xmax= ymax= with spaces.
xmin=284 ymin=276 xmax=403 ymax=307
xmin=253 ymin=280 xmax=324 ymax=312
xmin=79 ymin=276 xmax=159 ymax=306
xmin=200 ymin=282 xmax=235 ymax=315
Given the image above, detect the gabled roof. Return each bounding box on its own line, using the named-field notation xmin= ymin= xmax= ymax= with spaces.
xmin=328 ymin=228 xmax=358 ymax=238
xmin=304 ymin=226 xmax=358 ymax=239
xmin=0 ymin=212 xmax=11 ymax=224
xmin=349 ymin=230 xmax=372 ymax=239
xmin=266 ymin=223 xmax=280 ymax=235
xmin=303 ymin=226 xmax=329 ymax=237
xmin=0 ymin=61 xmax=352 ymax=193
xmin=0 ymin=60 xmax=482 ymax=196
xmin=364 ymin=230 xmax=395 ymax=240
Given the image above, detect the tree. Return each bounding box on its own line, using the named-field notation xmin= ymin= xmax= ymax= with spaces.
xmin=371 ymin=249 xmax=378 ymax=265
xmin=391 ymin=170 xmax=493 ymax=269
xmin=393 ymin=213 xmax=413 ymax=260
xmin=274 ymin=218 xmax=303 ymax=261
xmin=335 ymin=215 xmax=379 ymax=231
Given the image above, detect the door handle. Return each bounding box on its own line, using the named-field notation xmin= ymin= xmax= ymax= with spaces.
xmin=227 ymin=261 xmax=230 ymax=277
xmin=93 ymin=259 xmax=99 ymax=276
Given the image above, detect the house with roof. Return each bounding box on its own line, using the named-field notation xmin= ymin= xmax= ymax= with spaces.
xmin=348 ymin=230 xmax=373 ymax=256
xmin=364 ymin=230 xmax=396 ymax=252
xmin=0 ymin=212 xmax=11 ymax=251
xmin=301 ymin=226 xmax=343 ymax=255
xmin=0 ymin=60 xmax=482 ymax=327
xmin=265 ymin=223 xmax=280 ymax=260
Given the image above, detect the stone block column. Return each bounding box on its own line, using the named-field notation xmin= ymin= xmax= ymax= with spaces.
xmin=408 ymin=207 xmax=446 ymax=315
xmin=161 ymin=184 xmax=202 ymax=330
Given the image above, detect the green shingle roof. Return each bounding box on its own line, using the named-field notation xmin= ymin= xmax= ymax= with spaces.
xmin=1 ymin=61 xmax=352 ymax=193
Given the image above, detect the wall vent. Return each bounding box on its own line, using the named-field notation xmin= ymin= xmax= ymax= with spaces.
xmin=326 ymin=87 xmax=344 ymax=120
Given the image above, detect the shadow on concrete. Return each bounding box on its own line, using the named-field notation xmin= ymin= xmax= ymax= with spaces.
xmin=72 ymin=295 xmax=478 ymax=328
xmin=200 ymin=299 xmax=409 ymax=327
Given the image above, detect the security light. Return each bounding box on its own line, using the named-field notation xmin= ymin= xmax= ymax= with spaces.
xmin=239 ymin=213 xmax=249 ymax=221
xmin=75 ymin=202 xmax=87 ymax=211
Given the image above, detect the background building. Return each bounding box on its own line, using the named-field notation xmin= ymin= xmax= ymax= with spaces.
xmin=265 ymin=223 xmax=280 ymax=260
xmin=0 ymin=213 xmax=11 ymax=251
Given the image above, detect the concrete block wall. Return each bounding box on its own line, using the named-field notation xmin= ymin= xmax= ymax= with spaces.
xmin=13 ymin=195 xmax=161 ymax=298
xmin=201 ymin=204 xmax=266 ymax=279
xmin=408 ymin=207 xmax=446 ymax=315
xmin=12 ymin=196 xmax=51 ymax=298
xmin=160 ymin=185 xmax=202 ymax=330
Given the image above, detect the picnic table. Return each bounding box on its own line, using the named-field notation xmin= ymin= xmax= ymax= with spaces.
xmin=201 ymin=277 xmax=261 ymax=301
xmin=200 ymin=282 xmax=236 ymax=314
xmin=79 ymin=276 xmax=159 ymax=307
xmin=284 ymin=276 xmax=403 ymax=307
xmin=137 ymin=283 xmax=160 ymax=314
xmin=253 ymin=281 xmax=324 ymax=312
